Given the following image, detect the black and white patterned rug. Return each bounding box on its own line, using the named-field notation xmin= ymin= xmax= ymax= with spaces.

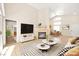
xmin=20 ymin=42 xmax=65 ymax=56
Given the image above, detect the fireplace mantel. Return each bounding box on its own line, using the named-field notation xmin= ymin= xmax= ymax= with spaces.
xmin=38 ymin=27 xmax=47 ymax=32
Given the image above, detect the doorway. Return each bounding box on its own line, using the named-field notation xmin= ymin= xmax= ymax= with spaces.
xmin=5 ymin=20 xmax=17 ymax=46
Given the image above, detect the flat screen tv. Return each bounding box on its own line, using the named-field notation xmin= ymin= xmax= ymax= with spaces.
xmin=21 ymin=23 xmax=33 ymax=34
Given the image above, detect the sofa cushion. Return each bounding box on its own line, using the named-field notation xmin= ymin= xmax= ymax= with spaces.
xmin=64 ymin=46 xmax=79 ymax=56
xmin=57 ymin=46 xmax=75 ymax=56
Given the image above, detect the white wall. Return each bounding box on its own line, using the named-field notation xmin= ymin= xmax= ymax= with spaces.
xmin=34 ymin=8 xmax=50 ymax=39
xmin=4 ymin=3 xmax=39 ymax=43
xmin=61 ymin=15 xmax=79 ymax=36
xmin=38 ymin=8 xmax=49 ymax=27
xmin=37 ymin=8 xmax=50 ymax=35
xmin=50 ymin=15 xmax=79 ymax=36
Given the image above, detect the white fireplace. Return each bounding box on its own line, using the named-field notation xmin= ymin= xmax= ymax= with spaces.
xmin=35 ymin=27 xmax=50 ymax=39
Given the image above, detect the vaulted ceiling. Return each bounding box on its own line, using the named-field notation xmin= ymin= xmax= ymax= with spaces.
xmin=28 ymin=3 xmax=79 ymax=16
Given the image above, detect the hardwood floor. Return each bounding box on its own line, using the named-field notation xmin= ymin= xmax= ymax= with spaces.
xmin=6 ymin=36 xmax=16 ymax=46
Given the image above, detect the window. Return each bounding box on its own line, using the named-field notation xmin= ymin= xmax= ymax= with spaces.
xmin=53 ymin=22 xmax=61 ymax=25
xmin=53 ymin=26 xmax=60 ymax=31
xmin=53 ymin=17 xmax=61 ymax=31
xmin=53 ymin=17 xmax=61 ymax=21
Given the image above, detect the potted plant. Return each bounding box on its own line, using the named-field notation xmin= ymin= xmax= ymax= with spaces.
xmin=6 ymin=30 xmax=11 ymax=37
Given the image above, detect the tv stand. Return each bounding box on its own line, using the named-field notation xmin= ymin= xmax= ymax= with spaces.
xmin=21 ymin=34 xmax=34 ymax=42
xmin=23 ymin=35 xmax=27 ymax=37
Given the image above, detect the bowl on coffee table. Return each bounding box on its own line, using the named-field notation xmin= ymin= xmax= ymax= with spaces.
xmin=42 ymin=39 xmax=58 ymax=46
xmin=36 ymin=43 xmax=50 ymax=51
xmin=49 ymin=40 xmax=54 ymax=42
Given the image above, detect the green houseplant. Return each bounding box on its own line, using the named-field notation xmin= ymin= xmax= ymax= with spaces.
xmin=6 ymin=30 xmax=11 ymax=37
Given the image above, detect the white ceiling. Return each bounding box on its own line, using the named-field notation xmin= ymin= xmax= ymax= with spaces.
xmin=28 ymin=3 xmax=79 ymax=16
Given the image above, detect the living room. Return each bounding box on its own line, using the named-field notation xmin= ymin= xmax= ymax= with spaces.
xmin=0 ymin=3 xmax=79 ymax=56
